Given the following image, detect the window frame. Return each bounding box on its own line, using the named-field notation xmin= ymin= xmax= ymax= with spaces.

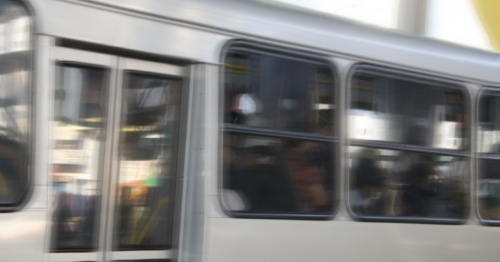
xmin=107 ymin=57 xmax=187 ymax=256
xmin=346 ymin=63 xmax=471 ymax=225
xmin=48 ymin=49 xmax=187 ymax=262
xmin=112 ymin=70 xmax=183 ymax=251
xmin=476 ymin=86 xmax=500 ymax=226
xmin=218 ymin=40 xmax=340 ymax=220
xmin=50 ymin=61 xmax=111 ymax=252
xmin=0 ymin=0 xmax=36 ymax=212
xmin=50 ymin=46 xmax=119 ymax=254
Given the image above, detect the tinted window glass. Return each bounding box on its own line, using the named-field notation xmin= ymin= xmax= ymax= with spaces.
xmin=223 ymin=48 xmax=336 ymax=216
xmin=478 ymin=93 xmax=500 ymax=221
xmin=349 ymin=68 xmax=469 ymax=221
xmin=113 ymin=73 xmax=180 ymax=250
xmin=224 ymin=134 xmax=334 ymax=213
xmin=224 ymin=51 xmax=335 ymax=135
xmin=350 ymin=72 xmax=466 ymax=150
xmin=50 ymin=65 xmax=107 ymax=251
xmin=478 ymin=94 xmax=500 ymax=154
xmin=349 ymin=147 xmax=467 ymax=219
xmin=0 ymin=0 xmax=31 ymax=207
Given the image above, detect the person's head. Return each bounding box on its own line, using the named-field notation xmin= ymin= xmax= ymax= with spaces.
xmin=294 ymin=166 xmax=326 ymax=209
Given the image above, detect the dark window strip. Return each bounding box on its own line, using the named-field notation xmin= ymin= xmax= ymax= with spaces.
xmin=351 ymin=65 xmax=469 ymax=92
xmin=350 ymin=139 xmax=470 ymax=157
xmin=351 ymin=215 xmax=466 ymax=225
xmin=226 ymin=211 xmax=334 ymax=220
xmin=478 ymin=154 xmax=500 ymax=160
xmin=227 ymin=47 xmax=330 ymax=68
xmin=224 ymin=124 xmax=336 ymax=143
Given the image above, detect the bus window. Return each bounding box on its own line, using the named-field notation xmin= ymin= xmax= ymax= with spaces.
xmin=222 ymin=45 xmax=336 ymax=217
xmin=349 ymin=67 xmax=468 ymax=222
xmin=478 ymin=92 xmax=500 ymax=222
xmin=349 ymin=147 xmax=467 ymax=218
xmin=0 ymin=0 xmax=31 ymax=209
xmin=50 ymin=65 xmax=108 ymax=251
xmin=113 ymin=72 xmax=180 ymax=250
xmin=350 ymin=73 xmax=465 ymax=150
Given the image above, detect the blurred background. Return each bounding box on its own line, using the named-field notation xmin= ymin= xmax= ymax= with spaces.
xmin=267 ymin=0 xmax=499 ymax=52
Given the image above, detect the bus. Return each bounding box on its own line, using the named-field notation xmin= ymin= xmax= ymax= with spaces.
xmin=1 ymin=0 xmax=500 ymax=261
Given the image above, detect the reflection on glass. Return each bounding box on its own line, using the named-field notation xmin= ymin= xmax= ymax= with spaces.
xmin=0 ymin=1 xmax=31 ymax=206
xmin=478 ymin=93 xmax=500 ymax=221
xmin=479 ymin=159 xmax=500 ymax=220
xmin=350 ymin=72 xmax=466 ymax=150
xmin=224 ymin=51 xmax=335 ymax=136
xmin=114 ymin=73 xmax=180 ymax=250
xmin=478 ymin=94 xmax=500 ymax=154
xmin=223 ymin=134 xmax=334 ymax=214
xmin=50 ymin=65 xmax=107 ymax=251
xmin=0 ymin=1 xmax=30 ymax=54
xmin=349 ymin=147 xmax=467 ymax=219
xmin=223 ymin=49 xmax=336 ymax=216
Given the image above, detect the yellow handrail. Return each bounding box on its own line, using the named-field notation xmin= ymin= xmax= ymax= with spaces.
xmin=132 ymin=196 xmax=171 ymax=244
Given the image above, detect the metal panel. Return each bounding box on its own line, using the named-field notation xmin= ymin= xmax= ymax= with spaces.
xmin=175 ymin=64 xmax=206 ymax=262
xmin=41 ymin=35 xmax=55 ymax=262
xmin=24 ymin=185 xmax=48 ymax=210
xmin=35 ymin=36 xmax=53 ymax=188
xmin=28 ymin=0 xmax=500 ymax=84
xmin=48 ymin=252 xmax=97 ymax=262
xmin=102 ymin=54 xmax=123 ymax=262
xmin=0 ymin=210 xmax=46 ymax=262
xmin=120 ymin=58 xmax=184 ymax=76
xmin=204 ymin=65 xmax=219 ymax=199
xmin=205 ymin=217 xmax=500 ymax=262
xmin=30 ymin=0 xmax=228 ymax=64
xmin=111 ymin=250 xmax=172 ymax=261
xmin=54 ymin=47 xmax=117 ymax=66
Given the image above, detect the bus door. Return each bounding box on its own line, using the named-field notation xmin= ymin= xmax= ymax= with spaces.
xmin=48 ymin=47 xmax=186 ymax=262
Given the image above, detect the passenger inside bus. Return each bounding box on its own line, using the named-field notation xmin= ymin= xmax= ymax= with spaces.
xmin=401 ymin=163 xmax=436 ymax=216
xmin=286 ymin=140 xmax=329 ymax=213
xmin=223 ymin=49 xmax=336 ymax=215
xmin=349 ymin=72 xmax=468 ymax=220
xmin=350 ymin=148 xmax=389 ymax=216
xmin=223 ymin=92 xmax=333 ymax=214
xmin=51 ymin=192 xmax=74 ymax=248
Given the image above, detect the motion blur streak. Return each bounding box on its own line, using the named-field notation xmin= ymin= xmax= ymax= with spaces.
xmin=0 ymin=1 xmax=499 ymax=262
